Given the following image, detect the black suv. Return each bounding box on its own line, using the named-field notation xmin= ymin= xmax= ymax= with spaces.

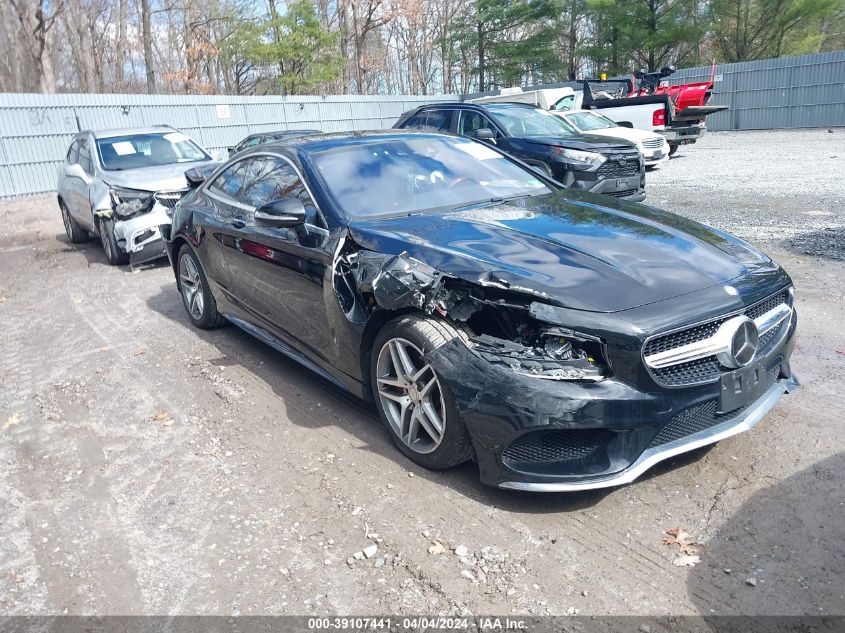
xmin=395 ymin=102 xmax=645 ymax=201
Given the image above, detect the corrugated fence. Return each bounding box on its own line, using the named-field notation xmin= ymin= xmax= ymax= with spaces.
xmin=0 ymin=93 xmax=456 ymax=198
xmin=1 ymin=50 xmax=844 ymax=198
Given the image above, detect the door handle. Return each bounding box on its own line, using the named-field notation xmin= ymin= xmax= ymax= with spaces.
xmin=231 ymin=218 xmax=246 ymax=229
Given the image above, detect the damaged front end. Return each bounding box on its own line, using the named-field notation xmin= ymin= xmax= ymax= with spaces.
xmin=93 ymin=185 xmax=185 ymax=265
xmin=334 ymin=244 xmax=609 ymax=383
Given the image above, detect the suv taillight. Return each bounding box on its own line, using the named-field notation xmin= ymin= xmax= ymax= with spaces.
xmin=653 ymin=109 xmax=666 ymax=126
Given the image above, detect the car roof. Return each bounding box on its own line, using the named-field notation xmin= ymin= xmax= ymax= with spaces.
xmin=250 ymin=129 xmax=462 ymax=155
xmin=413 ymin=101 xmax=540 ymax=112
xmin=85 ymin=125 xmax=179 ymax=140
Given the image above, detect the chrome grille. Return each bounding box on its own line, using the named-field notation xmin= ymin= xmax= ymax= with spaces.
xmin=642 ymin=137 xmax=664 ymax=148
xmin=597 ymin=159 xmax=640 ymax=178
xmin=644 ymin=289 xmax=791 ymax=387
xmin=154 ymin=189 xmax=188 ymax=209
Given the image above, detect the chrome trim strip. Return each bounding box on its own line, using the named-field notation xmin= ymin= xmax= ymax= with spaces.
xmin=499 ymin=377 xmax=798 ymax=492
xmin=644 ymin=303 xmax=791 ymax=369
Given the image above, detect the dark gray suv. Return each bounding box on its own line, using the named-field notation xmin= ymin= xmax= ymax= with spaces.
xmin=395 ymin=102 xmax=646 ymax=201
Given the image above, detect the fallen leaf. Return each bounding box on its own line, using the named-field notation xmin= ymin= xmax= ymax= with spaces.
xmin=428 ymin=541 xmax=446 ymax=555
xmin=98 ymin=346 xmax=110 ymax=352
xmin=150 ymin=410 xmax=173 ymax=425
xmin=133 ymin=349 xmax=146 ymax=356
xmin=2 ymin=412 xmax=22 ymax=430
xmin=664 ymin=527 xmax=704 ymax=556
xmin=673 ymin=555 xmax=701 ymax=567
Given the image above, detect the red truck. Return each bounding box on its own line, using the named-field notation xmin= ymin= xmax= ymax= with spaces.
xmin=576 ymin=64 xmax=729 ymax=155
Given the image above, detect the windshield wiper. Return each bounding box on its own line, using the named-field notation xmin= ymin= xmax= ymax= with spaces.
xmin=450 ymin=194 xmax=532 ymax=213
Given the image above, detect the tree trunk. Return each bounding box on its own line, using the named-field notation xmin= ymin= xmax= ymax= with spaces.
xmin=115 ymin=0 xmax=127 ymax=86
xmin=477 ymin=20 xmax=485 ymax=92
xmin=141 ymin=0 xmax=155 ymax=92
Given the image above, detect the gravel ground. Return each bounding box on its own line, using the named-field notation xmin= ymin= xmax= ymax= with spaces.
xmin=0 ymin=129 xmax=843 ymax=618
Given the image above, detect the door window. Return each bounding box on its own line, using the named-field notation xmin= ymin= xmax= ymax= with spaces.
xmin=208 ymin=160 xmax=250 ymax=201
xmin=78 ymin=140 xmax=94 ymax=176
xmin=421 ymin=109 xmax=453 ymax=133
xmin=236 ymin=157 xmax=324 ymax=227
xmin=456 ymin=111 xmax=499 ymax=139
xmin=66 ymin=141 xmax=80 ymax=164
xmin=400 ymin=112 xmax=426 ymax=129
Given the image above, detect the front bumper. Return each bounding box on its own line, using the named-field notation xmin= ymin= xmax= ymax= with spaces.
xmin=113 ymin=203 xmax=172 ymax=263
xmin=425 ymin=310 xmax=797 ymax=491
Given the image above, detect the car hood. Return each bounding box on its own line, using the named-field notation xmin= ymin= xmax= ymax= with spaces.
xmin=101 ymin=160 xmax=214 ymax=192
xmin=346 ymin=190 xmax=777 ymax=313
xmin=522 ymin=135 xmax=636 ymax=151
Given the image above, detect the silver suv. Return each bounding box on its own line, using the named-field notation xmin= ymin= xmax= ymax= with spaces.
xmin=56 ymin=126 xmax=215 ymax=265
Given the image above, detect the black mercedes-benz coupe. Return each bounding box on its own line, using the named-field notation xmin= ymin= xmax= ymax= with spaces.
xmin=163 ymin=130 xmax=798 ymax=491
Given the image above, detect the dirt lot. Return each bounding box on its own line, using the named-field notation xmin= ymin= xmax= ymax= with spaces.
xmin=1 ymin=129 xmax=843 ymax=617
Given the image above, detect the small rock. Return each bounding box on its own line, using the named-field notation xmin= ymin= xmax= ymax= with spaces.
xmin=324 ymin=559 xmax=332 ymax=565
xmin=351 ymin=506 xmax=362 ymax=516
xmin=362 ymin=544 xmax=378 ymax=559
xmin=581 ymin=590 xmax=588 ymax=597
xmin=723 ymin=568 xmax=732 ymax=574
xmin=421 ymin=530 xmax=430 ymax=538
xmin=566 ymin=606 xmax=575 ymax=615
xmin=638 ymin=625 xmax=651 ymax=633
xmin=460 ymin=569 xmax=475 ymax=581
xmin=346 ymin=557 xmax=354 ymax=566
xmin=353 ymin=551 xmax=365 ymax=560
xmin=454 ymin=544 xmax=469 ymax=557
xmin=428 ymin=541 xmax=446 ymax=555
xmin=506 ymin=588 xmax=516 ymax=597
xmin=408 ymin=472 xmax=414 ymax=477
xmin=746 ymin=577 xmax=757 ymax=587
xmin=373 ymin=558 xmax=385 ymax=568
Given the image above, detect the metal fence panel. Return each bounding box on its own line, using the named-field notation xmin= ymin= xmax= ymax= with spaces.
xmin=0 ymin=92 xmax=456 ymax=197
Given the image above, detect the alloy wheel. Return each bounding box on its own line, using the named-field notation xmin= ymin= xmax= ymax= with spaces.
xmin=376 ymin=338 xmax=447 ymax=454
xmin=179 ymin=252 xmax=205 ymax=320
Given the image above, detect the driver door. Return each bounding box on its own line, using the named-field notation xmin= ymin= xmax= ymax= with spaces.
xmin=218 ymin=154 xmax=333 ymax=360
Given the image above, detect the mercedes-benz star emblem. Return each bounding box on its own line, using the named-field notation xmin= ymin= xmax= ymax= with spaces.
xmin=716 ymin=316 xmax=759 ymax=368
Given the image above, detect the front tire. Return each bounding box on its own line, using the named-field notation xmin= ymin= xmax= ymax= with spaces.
xmin=177 ymin=245 xmax=225 ymax=329
xmin=60 ymin=200 xmax=89 ymax=243
xmin=371 ymin=315 xmax=473 ymax=470
xmin=97 ymin=217 xmax=129 ymax=265
xmin=668 ymin=144 xmax=679 ymax=156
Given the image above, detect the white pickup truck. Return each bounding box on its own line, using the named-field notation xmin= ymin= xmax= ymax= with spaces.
xmin=471 ymin=78 xmax=727 ymax=156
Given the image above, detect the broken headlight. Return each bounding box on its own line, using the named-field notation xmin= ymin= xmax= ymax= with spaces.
xmin=471 ymin=327 xmax=606 ymax=381
xmin=110 ymin=187 xmax=154 ymax=218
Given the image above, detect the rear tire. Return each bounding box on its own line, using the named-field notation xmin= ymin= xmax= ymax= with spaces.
xmin=668 ymin=144 xmax=679 ymax=156
xmin=176 ymin=245 xmax=225 ymax=329
xmin=371 ymin=315 xmax=473 ymax=470
xmin=97 ymin=217 xmax=129 ymax=265
xmin=60 ymin=200 xmax=89 ymax=243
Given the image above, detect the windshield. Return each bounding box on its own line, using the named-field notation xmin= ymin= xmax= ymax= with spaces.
xmin=97 ymin=132 xmax=209 ymax=170
xmin=566 ymin=112 xmax=618 ymax=131
xmin=311 ymin=136 xmax=552 ymax=218
xmin=486 ymin=105 xmax=578 ymax=137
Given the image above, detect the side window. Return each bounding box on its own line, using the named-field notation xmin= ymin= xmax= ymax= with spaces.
xmin=238 ymin=157 xmax=325 ymax=229
xmin=457 ymin=111 xmax=498 ymax=138
xmin=78 ymin=140 xmax=94 ymax=176
xmin=66 ymin=141 xmax=79 ymax=164
xmin=208 ymin=160 xmax=250 ymax=201
xmin=245 ymin=136 xmax=264 ymax=148
xmin=421 ymin=109 xmax=453 ymax=133
xmin=399 ymin=112 xmax=426 ymax=129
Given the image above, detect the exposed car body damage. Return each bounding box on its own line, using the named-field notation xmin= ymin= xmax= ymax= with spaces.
xmin=164 ymin=131 xmax=798 ymax=491
xmin=56 ymin=126 xmax=215 ymax=265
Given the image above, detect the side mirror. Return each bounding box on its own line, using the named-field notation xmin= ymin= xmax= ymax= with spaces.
xmin=617 ymin=121 xmax=634 ymax=128
xmin=65 ymin=163 xmax=88 ymax=181
xmin=254 ymin=198 xmax=307 ymax=227
xmin=470 ymin=128 xmax=495 ymax=143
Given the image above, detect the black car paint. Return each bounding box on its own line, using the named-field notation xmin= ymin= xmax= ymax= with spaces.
xmin=164 ymin=131 xmax=796 ymax=488
xmin=393 ymin=103 xmax=646 ymax=200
